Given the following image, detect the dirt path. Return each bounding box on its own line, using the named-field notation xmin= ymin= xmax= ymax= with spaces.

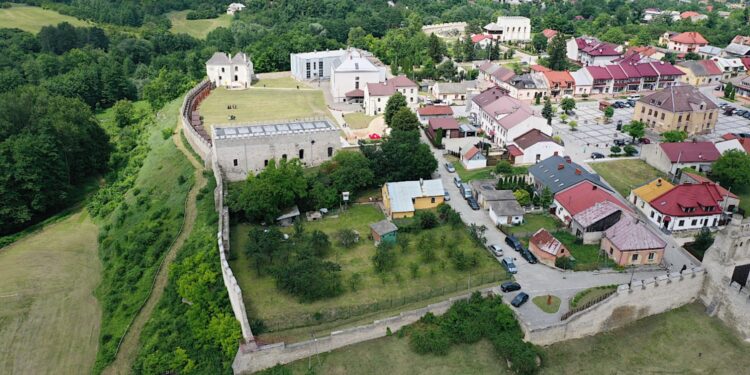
xmin=101 ymin=126 xmax=206 ymax=375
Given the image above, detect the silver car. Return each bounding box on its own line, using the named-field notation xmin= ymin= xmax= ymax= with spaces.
xmin=444 ymin=191 xmax=451 ymax=201
xmin=444 ymin=163 xmax=456 ymax=173
xmin=488 ymin=244 xmax=503 ymax=257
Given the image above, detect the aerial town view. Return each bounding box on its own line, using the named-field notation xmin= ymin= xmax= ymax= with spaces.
xmin=2 ymin=1 xmax=750 ymax=374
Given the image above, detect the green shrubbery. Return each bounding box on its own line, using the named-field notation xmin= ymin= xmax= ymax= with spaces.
xmin=402 ymin=292 xmax=541 ymax=374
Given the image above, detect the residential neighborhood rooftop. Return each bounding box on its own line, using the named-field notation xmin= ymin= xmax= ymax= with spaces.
xmin=370 ymin=219 xmax=398 ymax=236
xmin=489 ymin=199 xmax=524 ymax=217
xmin=418 ymin=105 xmax=454 ymax=116
xmin=529 ymin=155 xmax=605 ymax=194
xmin=640 ymin=85 xmax=718 ymax=113
xmin=632 ymin=178 xmax=675 ymax=202
xmin=555 ymin=181 xmax=628 ymax=217
xmin=385 ymin=179 xmax=445 ymax=213
xmin=530 ymin=228 xmax=565 ymax=256
xmin=650 ymin=182 xmax=728 ymax=216
xmin=573 ymin=201 xmax=623 ymax=228
xmin=513 ymin=129 xmax=556 ymax=150
xmin=213 ymin=119 xmax=337 ymax=140
xmin=605 ymin=215 xmax=667 ymax=251
xmin=658 ymin=142 xmax=721 ymax=163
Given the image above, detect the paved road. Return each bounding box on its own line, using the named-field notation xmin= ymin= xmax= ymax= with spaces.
xmin=426 ymin=134 xmax=672 ymax=327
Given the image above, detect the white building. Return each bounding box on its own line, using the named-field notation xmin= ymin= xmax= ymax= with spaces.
xmin=363 ymin=75 xmax=418 ymax=116
xmin=469 ymin=87 xmax=551 ymax=147
xmin=330 ymin=49 xmax=387 ymax=103
xmin=489 ymin=199 xmax=524 ymax=226
xmin=290 ymin=49 xmax=347 ymax=81
xmin=484 ymin=16 xmax=531 ymax=42
xmin=506 ymin=129 xmax=564 ymax=165
xmin=227 ymin=3 xmax=246 ymax=15
xmin=462 ymin=146 xmax=487 ymax=170
xmin=206 ymin=52 xmax=254 ymax=89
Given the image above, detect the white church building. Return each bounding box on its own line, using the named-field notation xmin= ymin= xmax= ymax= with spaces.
xmin=330 ymin=49 xmax=387 ymax=103
xmin=206 ymin=52 xmax=255 ymax=89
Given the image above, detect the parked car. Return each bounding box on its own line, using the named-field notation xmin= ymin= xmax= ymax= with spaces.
xmin=639 ymin=137 xmax=651 ymax=144
xmin=488 ymin=244 xmax=504 ymax=257
xmin=591 ymin=152 xmax=605 ymax=159
xmin=502 ymin=257 xmax=518 ymax=274
xmin=715 ymin=85 xmax=723 ymax=91
xmin=626 ymin=99 xmax=636 ymax=107
xmin=467 ymin=197 xmax=480 ymax=210
xmin=613 ymin=139 xmax=626 ymax=146
xmin=627 ymin=94 xmax=641 ymax=101
xmin=736 ymin=133 xmax=750 ymax=138
xmin=505 ymin=235 xmax=523 ymax=252
xmin=743 ymin=112 xmax=750 ymax=120
xmin=453 ymin=176 xmax=462 ymax=188
xmin=724 ymin=107 xmax=736 ymax=116
xmin=460 ymin=183 xmax=473 ymax=199
xmin=444 ymin=191 xmax=450 ymax=201
xmin=444 ymin=162 xmax=456 ymax=173
xmin=501 ymin=281 xmax=521 ymax=293
xmin=511 ymin=292 xmax=530 ymax=307
xmin=736 ymin=109 xmax=747 ymax=116
xmin=612 ymin=101 xmax=626 ymax=108
xmin=520 ymin=249 xmax=538 ymax=264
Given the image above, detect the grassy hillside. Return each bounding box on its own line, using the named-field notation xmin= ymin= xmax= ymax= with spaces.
xmin=92 ymin=99 xmax=194 ymax=372
xmin=0 ymin=4 xmax=88 ymax=33
xmin=0 ymin=211 xmax=101 ymax=374
xmin=167 ymin=10 xmax=232 ymax=39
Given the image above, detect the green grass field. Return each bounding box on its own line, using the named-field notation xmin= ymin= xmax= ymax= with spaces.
xmin=343 ymin=112 xmax=377 ymax=129
xmin=230 ymin=205 xmax=506 ymax=339
xmin=590 ymin=159 xmax=666 ymax=198
xmin=553 ymin=230 xmax=617 ymax=271
xmin=0 ymin=211 xmax=100 ymax=374
xmin=505 ymin=213 xmax=561 ymax=238
xmin=199 ymin=87 xmax=332 ymax=131
xmin=167 ymin=10 xmax=232 ymax=39
xmin=445 ymin=155 xmax=494 ymax=182
xmin=0 ymin=4 xmax=88 ymax=33
xmin=252 ymin=76 xmax=302 ymax=89
xmin=570 ymin=285 xmax=617 ymax=309
xmin=532 ymin=295 xmax=561 ymax=313
xmin=282 ymin=303 xmax=750 ymax=375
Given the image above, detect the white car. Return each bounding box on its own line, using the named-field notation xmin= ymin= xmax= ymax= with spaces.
xmin=488 ymin=244 xmax=504 ymax=257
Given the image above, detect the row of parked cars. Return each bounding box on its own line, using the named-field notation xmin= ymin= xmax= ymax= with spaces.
xmin=721 ymin=103 xmax=750 ymax=121
xmin=446 ymin=163 xmax=481 ymax=210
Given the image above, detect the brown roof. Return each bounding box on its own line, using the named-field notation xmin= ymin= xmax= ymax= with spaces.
xmin=605 ymin=214 xmax=666 ymax=251
xmin=346 ymin=89 xmax=364 ymax=97
xmin=670 ymin=32 xmax=708 ymax=45
xmin=418 ymin=105 xmax=453 ymax=116
xmin=513 ymin=129 xmax=554 ymax=150
xmin=428 ymin=117 xmax=460 ymax=130
xmin=491 ymin=67 xmax=516 ymax=82
xmin=530 ymin=229 xmax=566 ymax=256
xmin=464 ymin=146 xmax=481 ymax=160
xmin=639 ymin=85 xmax=717 ymax=113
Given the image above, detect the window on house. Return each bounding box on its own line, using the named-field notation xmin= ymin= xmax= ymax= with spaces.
xmin=233 ymin=159 xmax=238 ymax=166
xmin=431 ymin=197 xmax=436 ymax=203
xmin=648 ymin=252 xmax=655 ymax=260
xmin=355 ymin=82 xmax=359 ymax=89
xmin=648 ymin=109 xmax=652 ymax=115
xmin=282 ymin=154 xmax=287 ymax=160
xmin=221 ymin=67 xmax=225 ymax=72
xmin=650 ymin=211 xmax=655 ymax=218
xmin=661 ymin=113 xmax=665 ymax=120
xmin=264 ymin=159 xmax=269 ymax=166
xmin=235 ymin=66 xmax=238 ymax=71
xmin=641 ymin=107 xmax=645 ymax=113
xmin=709 ymin=112 xmax=713 ymax=119
xmin=299 ymin=149 xmax=304 ymax=159
xmin=609 ymin=247 xmax=613 ymax=255
xmin=678 ymin=219 xmax=685 ymax=227
xmin=327 ymin=147 xmax=333 ymax=157
xmin=691 ymin=219 xmax=697 ymax=226
xmin=678 ymin=114 xmax=682 ymax=122
xmin=632 ymin=254 xmax=639 ymax=261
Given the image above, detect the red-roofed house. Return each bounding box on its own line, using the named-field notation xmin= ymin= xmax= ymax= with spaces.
xmin=641 ymin=141 xmax=721 ymax=176
xmin=601 ymin=214 xmax=667 ymax=266
xmin=542 ymin=70 xmax=575 ymax=97
xmin=679 ymin=172 xmax=740 ymax=212
xmin=680 ymin=11 xmax=707 ymax=22
xmin=364 ymin=75 xmax=417 ymax=115
xmin=529 ymin=229 xmax=569 ymax=266
xmin=417 ymin=105 xmax=453 ymax=124
xmin=462 ymin=146 xmax=487 ymax=170
xmin=542 ymin=29 xmax=558 ymax=43
xmin=469 ymin=87 xmax=552 ymax=146
xmin=506 ymin=128 xmax=564 ymax=164
xmin=666 ymin=32 xmax=709 ymax=53
xmin=427 ymin=117 xmax=461 ymax=142
xmin=553 ymin=181 xmax=630 ymax=225
xmin=642 ymin=181 xmax=729 ymax=231
xmin=676 ymin=60 xmax=723 ymax=86
xmin=530 ymin=65 xmax=551 ymax=73
xmin=580 ymin=42 xmax=622 ymax=67
xmin=471 ymin=33 xmax=492 ymax=48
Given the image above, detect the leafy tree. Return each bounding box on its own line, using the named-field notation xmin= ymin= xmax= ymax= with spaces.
xmin=532 ymin=33 xmax=548 ymax=53
xmin=384 ymin=92 xmax=407 ymax=126
xmin=372 ymin=241 xmax=397 ymax=273
xmin=569 ymin=120 xmax=578 ymax=131
xmin=427 ymin=33 xmax=446 ymax=62
xmin=560 ymin=97 xmax=576 ymax=113
xmin=540 ymin=187 xmax=553 ymax=209
xmin=662 ymin=130 xmax=687 ymax=142
xmin=309 ymin=230 xmax=331 ymax=257
xmin=555 ymin=256 xmax=576 ymax=270
xmin=513 ymin=189 xmax=531 ymax=206
xmin=245 ymin=227 xmax=287 ymax=275
xmin=274 ymin=254 xmax=343 ymax=302
xmin=367 ymin=130 xmax=437 ymax=183
xmin=623 ymin=120 xmax=645 ymax=142
xmin=604 ymin=106 xmax=614 ymax=122
xmin=724 ymin=82 xmax=735 ymax=100
xmin=321 ymin=151 xmax=374 ymax=195
xmin=436 ymin=59 xmax=458 ymax=81
xmin=112 ymin=99 xmax=134 ymax=128
xmin=711 ymin=150 xmax=750 ymax=191
xmin=542 ymin=97 xmax=553 ymax=125
xmin=337 ymin=229 xmax=359 ymax=248
xmin=692 ymin=227 xmax=715 ymax=253
xmin=434 ymin=128 xmax=444 ymax=146
xmin=415 ymin=210 xmax=438 ymax=229
xmin=560 ymin=113 xmax=568 ymax=123
xmin=228 ymin=159 xmax=308 ymax=223
xmin=142 ymin=68 xmax=192 ymax=109
xmin=495 ymin=161 xmax=513 ymax=174
xmin=546 ymin=33 xmax=568 ymax=71
xmin=623 ymin=144 xmax=637 ymax=156
xmin=390 ymin=107 xmax=421 ymax=131
xmin=460 ymin=34 xmax=475 ymax=62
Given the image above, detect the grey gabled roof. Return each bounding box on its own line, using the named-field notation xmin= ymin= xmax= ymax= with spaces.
xmin=370 ymin=220 xmax=398 ymax=236
xmin=489 ymin=199 xmax=524 ymax=217
xmin=528 ymin=155 xmax=606 ymax=194
xmin=206 ymin=52 xmax=231 ymax=65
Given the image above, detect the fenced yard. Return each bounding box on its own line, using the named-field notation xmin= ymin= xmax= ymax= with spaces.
xmin=229 ymin=204 xmax=507 ymax=338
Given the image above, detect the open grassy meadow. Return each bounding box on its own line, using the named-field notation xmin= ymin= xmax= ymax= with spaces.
xmin=230 ymin=204 xmax=507 ymax=339
xmin=279 ymin=303 xmax=750 ymax=375
xmin=167 ymin=10 xmax=232 ymax=39
xmin=590 ymin=159 xmax=666 ymax=198
xmin=0 ymin=4 xmax=88 ymax=33
xmin=343 ymin=112 xmax=377 ymax=129
xmin=252 ymin=76 xmax=302 ymax=89
xmin=198 ymin=87 xmax=332 ymax=131
xmin=0 ymin=211 xmax=100 ymax=374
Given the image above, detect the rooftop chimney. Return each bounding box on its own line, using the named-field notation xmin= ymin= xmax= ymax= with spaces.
xmin=420 ymin=178 xmax=424 ymax=186
xmin=575 ymin=168 xmax=582 ymax=175
xmin=558 ymin=163 xmax=565 ymax=170
xmin=656 ymin=178 xmax=662 ymax=186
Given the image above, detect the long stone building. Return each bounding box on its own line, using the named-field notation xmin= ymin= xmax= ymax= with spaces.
xmin=213 ymin=119 xmax=341 ymax=181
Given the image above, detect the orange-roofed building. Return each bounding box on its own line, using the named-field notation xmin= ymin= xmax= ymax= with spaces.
xmin=541 ymin=70 xmax=575 ymax=97
xmin=666 ymin=31 xmax=709 ymax=53
xmin=529 ymin=229 xmax=569 ymax=266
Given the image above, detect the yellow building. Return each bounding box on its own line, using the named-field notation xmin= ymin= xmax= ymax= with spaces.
xmin=632 ymin=85 xmax=718 ymax=136
xmin=628 ymin=177 xmax=674 ymax=217
xmin=382 ymin=179 xmax=445 ymax=219
xmin=675 ymin=60 xmax=723 ymax=87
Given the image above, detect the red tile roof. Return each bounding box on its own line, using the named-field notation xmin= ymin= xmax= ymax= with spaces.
xmin=531 ymin=65 xmax=551 ymax=72
xmin=586 ymin=66 xmax=612 ymax=80
xmin=507 ymin=144 xmax=524 ymax=157
xmin=464 ymin=146 xmax=481 ymax=160
xmin=605 ymin=64 xmax=627 ymax=80
xmin=682 ymin=172 xmax=738 ymax=199
xmin=649 ymin=61 xmax=685 ymax=76
xmin=428 ymin=117 xmax=460 ymax=130
xmin=650 ymin=182 xmax=727 ymax=217
xmin=659 ymin=142 xmax=720 ymax=163
xmin=367 ymin=75 xmax=417 ymax=96
xmin=472 ymin=34 xmax=491 ymax=43
xmin=698 ymin=59 xmax=723 ymax=75
xmin=345 ymin=89 xmax=364 ymax=97
xmin=491 ymin=67 xmax=516 ymax=82
xmin=543 ymin=70 xmax=574 ymax=85
xmin=388 ymin=75 xmax=417 ymax=88
xmin=581 ymin=42 xmax=621 ymax=57
xmin=605 ymin=214 xmax=667 ymax=251
xmin=530 ymin=229 xmax=566 ymax=256
xmin=555 ymin=181 xmax=630 ymax=217
xmin=513 ymin=128 xmax=554 ymax=150
xmin=670 ymin=32 xmax=709 ymax=45
xmin=542 ymin=29 xmax=558 ymax=39
xmin=741 ymin=57 xmax=750 ymax=70
xmin=680 ymin=11 xmax=701 ymax=19
xmin=418 ymin=105 xmax=453 ymax=116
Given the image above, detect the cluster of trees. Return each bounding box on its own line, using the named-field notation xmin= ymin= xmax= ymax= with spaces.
xmin=404 ymin=292 xmax=541 ymax=375
xmin=0 ymin=87 xmax=110 ymax=234
xmin=496 ymin=176 xmax=552 ymax=209
xmin=245 ymin=224 xmax=343 ymax=302
xmin=711 ymin=150 xmax=750 ymax=201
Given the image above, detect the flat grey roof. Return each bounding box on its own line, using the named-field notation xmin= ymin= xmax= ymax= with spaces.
xmin=213 ymin=119 xmax=337 ymax=140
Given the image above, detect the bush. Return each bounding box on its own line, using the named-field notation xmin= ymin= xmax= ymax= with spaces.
xmin=623 ymin=144 xmax=637 ymax=156
xmin=495 ymin=161 xmax=513 ymax=174
xmin=274 ymin=255 xmax=344 ymax=302
xmin=555 ymin=256 xmax=575 ymax=270
xmin=610 ymin=145 xmax=621 ymax=154
xmin=161 ymin=127 xmax=173 ymax=140
xmin=336 ymin=228 xmax=359 ymax=248
xmin=415 ymin=210 xmax=438 ymax=229
xmin=409 ymin=323 xmax=451 ymax=355
xmin=372 ymin=241 xmax=397 ymax=273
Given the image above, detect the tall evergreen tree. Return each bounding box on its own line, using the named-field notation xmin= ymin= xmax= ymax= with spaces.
xmin=384 ymin=92 xmax=407 ymax=126
xmin=546 ymin=33 xmax=568 ymax=71
xmin=542 ymin=97 xmax=553 ymax=125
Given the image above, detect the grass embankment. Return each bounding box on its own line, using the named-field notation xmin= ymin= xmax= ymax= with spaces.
xmin=198 ymin=87 xmax=332 ymax=129
xmin=230 ymin=205 xmax=507 ymax=339
xmin=343 ymin=112 xmax=377 ymax=129
xmin=0 ymin=211 xmax=100 ymax=374
xmin=92 ymin=99 xmax=194 ymax=372
xmin=280 ymin=303 xmax=750 ymax=374
xmin=167 ymin=10 xmax=232 ymax=39
xmin=504 ymin=214 xmax=561 ymax=238
xmin=570 ymin=285 xmax=618 ymax=309
xmin=590 ymin=159 xmax=665 ymax=197
xmin=0 ymin=4 xmax=88 ymax=33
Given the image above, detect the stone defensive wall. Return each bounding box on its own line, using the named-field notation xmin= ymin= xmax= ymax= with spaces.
xmin=522 ymin=268 xmax=706 ymax=346
xmin=180 ymin=81 xmax=255 ymax=347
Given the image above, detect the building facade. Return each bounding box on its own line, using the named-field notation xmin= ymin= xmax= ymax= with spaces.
xmin=484 ymin=16 xmax=531 ymax=42
xmin=330 ymin=49 xmax=387 ymax=103
xmin=632 ymin=85 xmax=718 ymax=135
xmin=363 ymin=75 xmax=418 ymax=115
xmin=290 ymin=49 xmax=347 ymax=81
xmin=206 ymin=52 xmax=255 ymax=89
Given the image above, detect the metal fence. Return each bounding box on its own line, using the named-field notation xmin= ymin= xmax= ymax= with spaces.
xmin=263 ymin=270 xmax=508 ymax=332
xmin=560 ymin=289 xmax=616 ymax=321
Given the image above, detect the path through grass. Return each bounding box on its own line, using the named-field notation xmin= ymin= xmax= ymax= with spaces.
xmin=0 ymin=211 xmax=100 ymax=374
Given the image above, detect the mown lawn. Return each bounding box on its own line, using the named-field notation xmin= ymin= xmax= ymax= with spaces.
xmin=280 ymin=303 xmax=750 ymax=375
xmin=230 ymin=205 xmax=507 ymax=338
xmin=343 ymin=112 xmax=377 ymax=129
xmin=532 ymin=295 xmax=561 ymax=313
xmin=445 ymin=155 xmax=494 ymax=182
xmin=570 ymin=285 xmax=618 ymax=309
xmin=590 ymin=159 xmax=665 ymax=197
xmin=167 ymin=10 xmax=232 ymax=39
xmin=0 ymin=4 xmax=88 ymax=33
xmin=504 ymin=213 xmax=561 ymax=238
xmin=251 ymin=76 xmax=301 ymax=89
xmin=198 ymin=87 xmax=332 ymax=130
xmin=553 ymin=231 xmax=618 ymax=271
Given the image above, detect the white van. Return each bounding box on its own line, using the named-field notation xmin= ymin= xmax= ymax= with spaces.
xmin=627 ymin=94 xmax=641 ymax=101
